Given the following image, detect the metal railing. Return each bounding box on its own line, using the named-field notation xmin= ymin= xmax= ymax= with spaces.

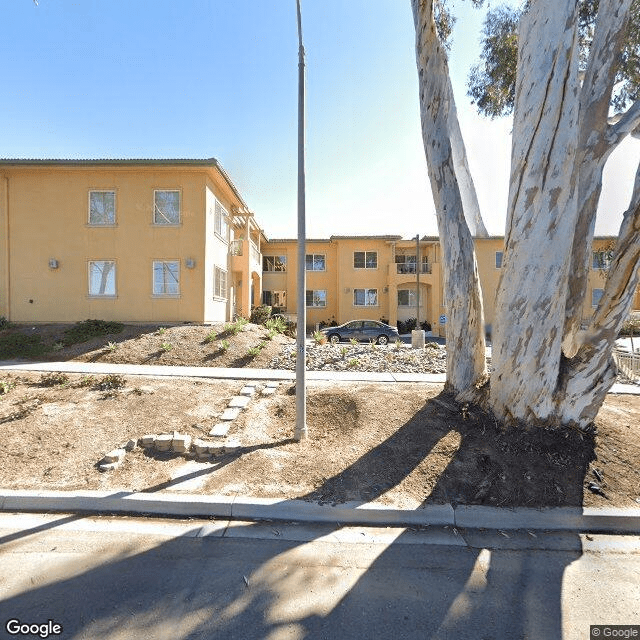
xmin=229 ymin=239 xmax=243 ymax=256
xmin=396 ymin=263 xmax=432 ymax=275
xmin=614 ymin=350 xmax=640 ymax=383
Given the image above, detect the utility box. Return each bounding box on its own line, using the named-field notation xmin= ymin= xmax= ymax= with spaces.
xmin=411 ymin=329 xmax=425 ymax=349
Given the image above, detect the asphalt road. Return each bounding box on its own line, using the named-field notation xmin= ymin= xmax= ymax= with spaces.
xmin=0 ymin=513 xmax=639 ymax=640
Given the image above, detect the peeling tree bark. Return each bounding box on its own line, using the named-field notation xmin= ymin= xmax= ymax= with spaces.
xmin=490 ymin=0 xmax=581 ymax=425
xmin=412 ymin=0 xmax=487 ymax=398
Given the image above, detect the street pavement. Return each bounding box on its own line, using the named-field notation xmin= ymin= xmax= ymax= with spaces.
xmin=0 ymin=513 xmax=639 ymax=640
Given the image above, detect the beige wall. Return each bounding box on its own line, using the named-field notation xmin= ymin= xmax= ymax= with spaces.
xmin=0 ymin=163 xmax=253 ymax=324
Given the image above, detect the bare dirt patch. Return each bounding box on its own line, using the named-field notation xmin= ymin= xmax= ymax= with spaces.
xmin=0 ymin=372 xmax=638 ymax=509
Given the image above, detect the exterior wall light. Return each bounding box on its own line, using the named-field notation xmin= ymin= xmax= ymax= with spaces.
xmin=185 ymin=258 xmax=195 ymax=269
xmin=49 ymin=259 xmax=59 ymax=269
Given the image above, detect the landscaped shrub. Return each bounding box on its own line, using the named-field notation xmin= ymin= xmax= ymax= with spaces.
xmin=0 ymin=317 xmax=12 ymax=331
xmin=63 ymin=319 xmax=124 ymax=346
xmin=0 ymin=333 xmax=49 ymax=359
xmin=397 ymin=318 xmax=417 ymax=334
xmin=250 ymin=305 xmax=272 ymax=325
xmin=420 ymin=321 xmax=432 ymax=332
xmin=619 ymin=314 xmax=640 ymax=336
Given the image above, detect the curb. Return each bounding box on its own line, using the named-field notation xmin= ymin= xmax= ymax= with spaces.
xmin=1 ymin=490 xmax=639 ymax=534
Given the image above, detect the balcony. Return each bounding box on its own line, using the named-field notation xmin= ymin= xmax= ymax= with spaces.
xmin=396 ymin=263 xmax=432 ymax=275
xmin=230 ymin=239 xmax=243 ymax=256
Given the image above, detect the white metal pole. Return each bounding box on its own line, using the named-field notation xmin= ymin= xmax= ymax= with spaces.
xmin=294 ymin=0 xmax=307 ymax=441
xmin=416 ymin=234 xmax=420 ymax=326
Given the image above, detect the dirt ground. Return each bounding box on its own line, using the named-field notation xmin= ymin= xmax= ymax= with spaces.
xmin=0 ymin=370 xmax=638 ymax=509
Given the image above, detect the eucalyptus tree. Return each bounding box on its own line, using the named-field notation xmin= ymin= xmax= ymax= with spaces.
xmin=412 ymin=0 xmax=640 ymax=427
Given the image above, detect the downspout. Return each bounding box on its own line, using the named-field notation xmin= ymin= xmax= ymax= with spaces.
xmin=3 ymin=176 xmax=10 ymax=320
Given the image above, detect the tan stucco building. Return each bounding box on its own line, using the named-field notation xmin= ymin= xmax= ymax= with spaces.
xmin=1 ymin=158 xmax=636 ymax=333
xmin=0 ymin=159 xmax=264 ymax=324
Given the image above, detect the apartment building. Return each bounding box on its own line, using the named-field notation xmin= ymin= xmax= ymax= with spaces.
xmin=0 ymin=159 xmax=264 ymax=324
xmin=262 ymin=235 xmax=635 ymax=336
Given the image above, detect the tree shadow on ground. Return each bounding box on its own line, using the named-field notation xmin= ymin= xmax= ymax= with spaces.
xmin=0 ymin=391 xmax=593 ymax=639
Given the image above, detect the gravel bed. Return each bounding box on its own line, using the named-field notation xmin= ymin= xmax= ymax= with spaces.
xmin=268 ymin=342 xmax=448 ymax=373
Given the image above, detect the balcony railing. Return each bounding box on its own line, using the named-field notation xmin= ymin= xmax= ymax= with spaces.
xmin=230 ymin=239 xmax=243 ymax=256
xmin=250 ymin=242 xmax=261 ymax=266
xmin=396 ymin=263 xmax=432 ymax=275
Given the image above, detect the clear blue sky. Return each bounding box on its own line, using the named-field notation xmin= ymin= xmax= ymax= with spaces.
xmin=1 ymin=0 xmax=637 ymax=239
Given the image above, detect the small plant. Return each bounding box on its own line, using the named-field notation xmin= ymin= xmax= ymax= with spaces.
xmin=157 ymin=326 xmax=166 ymax=335
xmin=0 ymin=317 xmax=13 ymax=331
xmin=220 ymin=339 xmax=230 ymax=352
xmin=76 ymin=375 xmax=96 ymax=388
xmin=249 ymin=304 xmax=272 ymax=325
xmin=161 ymin=342 xmax=173 ymax=352
xmin=395 ymin=338 xmax=403 ymax=351
xmin=52 ymin=341 xmax=65 ymax=352
xmin=105 ymin=341 xmax=118 ymax=352
xmin=247 ymin=346 xmax=261 ymax=357
xmin=313 ymin=330 xmax=327 ymax=345
xmin=369 ymin=339 xmax=377 ymax=350
xmin=265 ymin=316 xmax=287 ymax=333
xmin=0 ymin=378 xmax=15 ymax=394
xmin=39 ymin=372 xmax=69 ymax=387
xmin=340 ymin=346 xmax=348 ymax=359
xmin=349 ymin=338 xmax=358 ymax=345
xmin=347 ymin=358 xmax=360 ymax=368
xmin=204 ymin=330 xmax=217 ymax=343
xmin=96 ymin=374 xmax=126 ymax=390
xmin=230 ymin=318 xmax=248 ymax=335
xmin=265 ymin=328 xmax=277 ymax=340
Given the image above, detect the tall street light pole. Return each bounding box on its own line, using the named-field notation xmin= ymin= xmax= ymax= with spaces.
xmin=415 ymin=234 xmax=420 ymax=326
xmin=294 ymin=0 xmax=307 ymax=441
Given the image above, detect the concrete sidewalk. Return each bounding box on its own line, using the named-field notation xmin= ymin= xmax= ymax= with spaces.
xmin=1 ymin=360 xmax=638 ymax=393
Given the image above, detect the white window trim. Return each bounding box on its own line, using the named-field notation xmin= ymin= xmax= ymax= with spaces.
xmin=152 ymin=260 xmax=181 ymax=297
xmin=214 ymin=200 xmax=229 ymax=243
xmin=214 ymin=265 xmax=228 ymax=300
xmin=153 ymin=189 xmax=181 ymax=226
xmin=354 ymin=288 xmax=379 ymax=307
xmin=397 ymin=289 xmax=417 ymax=307
xmin=306 ymin=289 xmax=327 ymax=307
xmin=353 ymin=251 xmax=378 ymax=270
xmin=87 ymin=260 xmax=117 ymax=298
xmin=305 ymin=254 xmax=326 ymax=272
xmin=87 ymin=190 xmax=117 ymax=227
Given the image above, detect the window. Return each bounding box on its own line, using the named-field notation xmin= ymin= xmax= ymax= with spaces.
xmin=262 ymin=290 xmax=287 ymax=309
xmin=214 ymin=200 xmax=228 ymax=241
xmin=153 ymin=260 xmax=180 ymax=295
xmin=354 ymin=288 xmax=378 ymax=306
xmin=263 ymin=255 xmax=287 ymax=272
xmin=89 ymin=191 xmax=116 ymax=225
xmin=306 ymin=290 xmax=327 ymax=307
xmin=88 ymin=261 xmax=116 ymax=297
xmin=214 ymin=266 xmax=227 ymax=299
xmin=154 ymin=190 xmax=180 ymax=225
xmin=592 ymin=250 xmax=613 ymax=270
xmin=305 ymin=254 xmax=326 ymax=271
xmin=592 ymin=288 xmax=604 ymax=308
xmin=354 ymin=251 xmax=378 ymax=269
xmin=495 ymin=251 xmax=503 ymax=269
xmin=398 ymin=289 xmax=417 ymax=307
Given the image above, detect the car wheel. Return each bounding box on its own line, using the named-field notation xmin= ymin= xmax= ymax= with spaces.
xmin=329 ymin=334 xmax=340 ymax=344
xmin=377 ymin=335 xmax=389 ymax=345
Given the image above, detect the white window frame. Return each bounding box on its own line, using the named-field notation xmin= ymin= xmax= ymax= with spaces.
xmin=153 ymin=260 xmax=180 ymax=296
xmin=214 ymin=200 xmax=229 ymax=242
xmin=592 ymin=288 xmax=604 ymax=308
xmin=354 ymin=288 xmax=378 ymax=307
xmin=354 ymin=251 xmax=378 ymax=269
xmin=214 ymin=266 xmax=228 ymax=300
xmin=306 ymin=289 xmax=327 ymax=307
xmin=592 ymin=250 xmax=613 ymax=270
xmin=88 ymin=190 xmax=116 ymax=226
xmin=305 ymin=254 xmax=326 ymax=272
xmin=88 ymin=260 xmax=116 ymax=297
xmin=153 ymin=190 xmax=181 ymax=225
xmin=495 ymin=251 xmax=503 ymax=269
xmin=397 ymin=289 xmax=417 ymax=307
xmin=263 ymin=255 xmax=287 ymax=272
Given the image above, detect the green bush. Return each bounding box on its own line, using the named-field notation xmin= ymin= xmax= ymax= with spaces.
xmin=619 ymin=315 xmax=640 ymax=336
xmin=250 ymin=305 xmax=272 ymax=325
xmin=0 ymin=317 xmax=13 ymax=331
xmin=39 ymin=372 xmax=69 ymax=387
xmin=0 ymin=333 xmax=49 ymax=359
xmin=63 ymin=319 xmax=124 ymax=346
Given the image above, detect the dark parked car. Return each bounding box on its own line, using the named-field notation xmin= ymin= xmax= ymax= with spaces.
xmin=320 ymin=320 xmax=400 ymax=345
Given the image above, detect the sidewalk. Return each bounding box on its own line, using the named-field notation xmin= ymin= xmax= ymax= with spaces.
xmin=1 ymin=360 xmax=638 ymax=393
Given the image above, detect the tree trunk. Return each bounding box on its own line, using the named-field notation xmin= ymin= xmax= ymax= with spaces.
xmin=489 ymin=0 xmax=581 ymax=424
xmin=412 ymin=0 xmax=487 ymax=398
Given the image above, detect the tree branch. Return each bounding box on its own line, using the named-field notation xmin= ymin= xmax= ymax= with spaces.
xmin=608 ymin=98 xmax=640 ymax=147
